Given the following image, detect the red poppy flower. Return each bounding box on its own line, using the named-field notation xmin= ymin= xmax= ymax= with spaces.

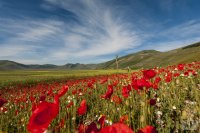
xmin=77 ymin=99 xmax=87 ymax=115
xmin=27 ymin=96 xmax=59 ymax=133
xmin=149 ymin=99 xmax=156 ymax=106
xmin=39 ymin=95 xmax=46 ymax=102
xmin=72 ymin=89 xmax=77 ymax=95
xmin=122 ymin=86 xmax=130 ymax=98
xmin=0 ymin=98 xmax=7 ymax=107
xmin=88 ymin=82 xmax=94 ymax=88
xmin=143 ymin=69 xmax=156 ymax=79
xmin=111 ymin=95 xmax=122 ymax=104
xmin=66 ymin=101 xmax=73 ymax=108
xmin=47 ymin=88 xmax=53 ymax=96
xmin=98 ymin=115 xmax=106 ymax=127
xmin=127 ymin=84 xmax=132 ymax=91
xmin=100 ymin=123 xmax=134 ymax=133
xmin=184 ymin=71 xmax=189 ymax=76
xmin=173 ymin=73 xmax=180 ymax=77
xmin=177 ymin=64 xmax=184 ymax=71
xmin=165 ymin=75 xmax=172 ymax=83
xmin=101 ymin=85 xmax=113 ymax=99
xmin=57 ymin=85 xmax=69 ymax=97
xmin=100 ymin=78 xmax=108 ymax=84
xmin=85 ymin=122 xmax=99 ymax=133
xmin=138 ymin=125 xmax=158 ymax=133
xmin=152 ymin=83 xmax=158 ymax=90
xmin=78 ymin=123 xmax=87 ymax=133
xmin=30 ymin=96 xmax=36 ymax=103
xmin=135 ymin=78 xmax=152 ymax=90
xmin=154 ymin=77 xmax=161 ymax=83
xmin=119 ymin=115 xmax=128 ymax=123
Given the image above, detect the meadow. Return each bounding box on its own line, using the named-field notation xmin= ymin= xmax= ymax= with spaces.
xmin=0 ymin=62 xmax=200 ymax=133
xmin=0 ymin=70 xmax=126 ymax=89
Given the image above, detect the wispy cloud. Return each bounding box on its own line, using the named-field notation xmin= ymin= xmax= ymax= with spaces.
xmin=160 ymin=20 xmax=200 ymax=39
xmin=0 ymin=18 xmax=63 ymax=41
xmin=0 ymin=18 xmax=65 ymax=63
xmin=44 ymin=0 xmax=141 ymax=60
xmin=0 ymin=0 xmax=141 ymax=64
xmin=143 ymin=19 xmax=200 ymax=51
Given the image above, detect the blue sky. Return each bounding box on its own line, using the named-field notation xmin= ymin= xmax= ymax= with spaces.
xmin=0 ymin=0 xmax=200 ymax=65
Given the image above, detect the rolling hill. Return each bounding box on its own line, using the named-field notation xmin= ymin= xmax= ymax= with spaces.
xmin=0 ymin=42 xmax=200 ymax=70
xmin=98 ymin=42 xmax=200 ymax=69
xmin=0 ymin=61 xmax=96 ymax=70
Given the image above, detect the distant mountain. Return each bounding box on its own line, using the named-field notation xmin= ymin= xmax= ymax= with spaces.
xmin=0 ymin=60 xmax=29 ymax=70
xmin=0 ymin=42 xmax=200 ymax=70
xmin=59 ymin=63 xmax=97 ymax=70
xmin=0 ymin=61 xmax=96 ymax=70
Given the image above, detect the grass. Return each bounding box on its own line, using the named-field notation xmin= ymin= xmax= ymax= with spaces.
xmin=0 ymin=69 xmax=127 ymax=89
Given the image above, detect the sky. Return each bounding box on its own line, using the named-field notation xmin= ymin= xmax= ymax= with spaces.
xmin=0 ymin=0 xmax=200 ymax=65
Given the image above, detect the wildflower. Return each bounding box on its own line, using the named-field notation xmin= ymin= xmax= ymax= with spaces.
xmin=177 ymin=64 xmax=184 ymax=71
xmin=156 ymin=111 xmax=163 ymax=118
xmin=143 ymin=69 xmax=156 ymax=79
xmin=77 ymin=99 xmax=87 ymax=115
xmin=0 ymin=98 xmax=7 ymax=107
xmin=122 ymin=86 xmax=130 ymax=98
xmin=27 ymin=96 xmax=59 ymax=133
xmin=66 ymin=101 xmax=73 ymax=108
xmin=98 ymin=115 xmax=106 ymax=127
xmin=57 ymin=85 xmax=69 ymax=97
xmin=154 ymin=77 xmax=161 ymax=83
xmin=39 ymin=95 xmax=46 ymax=102
xmin=78 ymin=123 xmax=87 ymax=133
xmin=132 ymin=78 xmax=152 ymax=90
xmin=138 ymin=125 xmax=158 ymax=133
xmin=100 ymin=123 xmax=134 ymax=133
xmin=119 ymin=115 xmax=128 ymax=123
xmin=165 ymin=74 xmax=172 ymax=82
xmin=149 ymin=99 xmax=156 ymax=106
xmin=101 ymin=85 xmax=113 ymax=99
xmin=86 ymin=122 xmax=99 ymax=133
xmin=111 ymin=95 xmax=122 ymax=104
xmin=172 ymin=106 xmax=176 ymax=110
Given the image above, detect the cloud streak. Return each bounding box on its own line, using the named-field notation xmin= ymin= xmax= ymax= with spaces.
xmin=44 ymin=0 xmax=141 ymax=60
xmin=142 ymin=19 xmax=200 ymax=51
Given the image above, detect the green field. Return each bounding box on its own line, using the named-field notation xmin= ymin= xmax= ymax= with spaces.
xmin=0 ymin=69 xmax=127 ymax=89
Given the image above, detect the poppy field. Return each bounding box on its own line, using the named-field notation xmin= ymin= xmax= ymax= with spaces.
xmin=0 ymin=62 xmax=200 ymax=133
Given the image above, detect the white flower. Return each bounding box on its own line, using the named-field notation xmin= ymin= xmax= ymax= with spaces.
xmin=156 ymin=111 xmax=163 ymax=116
xmin=172 ymin=106 xmax=176 ymax=110
xmin=185 ymin=100 xmax=190 ymax=104
xmin=190 ymin=101 xmax=197 ymax=105
xmin=157 ymin=98 xmax=160 ymax=102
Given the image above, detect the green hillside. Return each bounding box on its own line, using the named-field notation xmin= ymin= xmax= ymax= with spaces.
xmin=0 ymin=60 xmax=29 ymax=70
xmin=96 ymin=42 xmax=200 ymax=69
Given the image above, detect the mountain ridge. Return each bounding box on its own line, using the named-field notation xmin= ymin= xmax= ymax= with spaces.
xmin=0 ymin=42 xmax=200 ymax=70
